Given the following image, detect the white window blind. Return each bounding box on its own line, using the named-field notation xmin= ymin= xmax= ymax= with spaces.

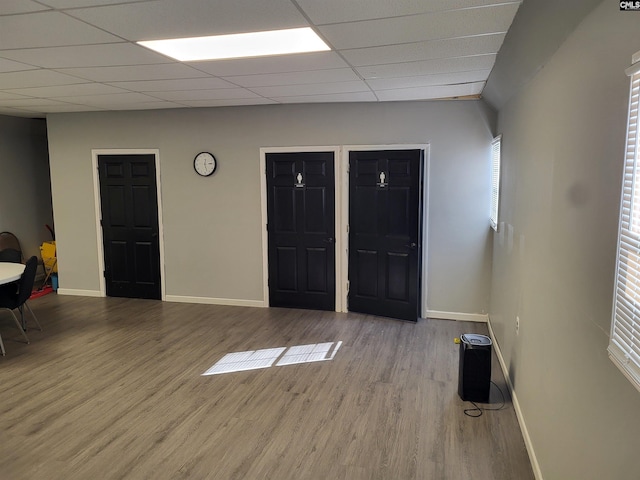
xmin=490 ymin=135 xmax=502 ymax=231
xmin=610 ymin=55 xmax=640 ymax=392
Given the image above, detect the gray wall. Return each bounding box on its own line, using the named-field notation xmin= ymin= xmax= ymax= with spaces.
xmin=0 ymin=114 xmax=53 ymax=259
xmin=483 ymin=0 xmax=601 ymax=111
xmin=489 ymin=2 xmax=640 ymax=479
xmin=46 ymin=100 xmax=494 ymax=314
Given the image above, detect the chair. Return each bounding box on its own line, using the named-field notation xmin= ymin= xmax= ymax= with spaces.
xmin=0 ymin=248 xmax=22 ymax=263
xmin=0 ymin=256 xmax=41 ymax=355
xmin=0 ymin=232 xmax=22 ymax=262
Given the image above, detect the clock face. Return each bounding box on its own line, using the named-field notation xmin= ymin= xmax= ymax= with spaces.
xmin=194 ymin=152 xmax=217 ymax=176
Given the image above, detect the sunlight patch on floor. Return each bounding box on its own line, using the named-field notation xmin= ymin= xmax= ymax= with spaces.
xmin=202 ymin=341 xmax=342 ymax=376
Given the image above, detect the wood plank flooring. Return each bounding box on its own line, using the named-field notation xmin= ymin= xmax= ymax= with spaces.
xmin=0 ymin=294 xmax=534 ymax=480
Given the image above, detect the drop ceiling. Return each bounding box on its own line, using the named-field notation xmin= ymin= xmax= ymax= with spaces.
xmin=0 ymin=0 xmax=522 ymax=118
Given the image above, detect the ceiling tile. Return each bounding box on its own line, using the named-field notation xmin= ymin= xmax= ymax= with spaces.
xmin=319 ymin=3 xmax=520 ymax=49
xmin=375 ymin=82 xmax=484 ymax=101
xmin=57 ymin=64 xmax=210 ymax=82
xmin=148 ymin=88 xmax=261 ymax=101
xmin=340 ymin=33 xmax=506 ymax=66
xmin=7 ymin=83 xmax=127 ymax=98
xmin=0 ymin=97 xmax=74 ymax=107
xmin=0 ymin=57 xmax=39 ymax=74
xmin=38 ymin=0 xmax=150 ymax=7
xmin=250 ymin=81 xmax=370 ymax=98
xmin=0 ymin=107 xmax=42 ymax=117
xmin=0 ymin=1 xmax=52 ymax=14
xmin=272 ymin=92 xmax=377 ymax=103
xmin=0 ymin=69 xmax=85 ymax=89
xmin=367 ymin=70 xmax=491 ymax=90
xmin=0 ymin=43 xmax=171 ymax=69
xmin=66 ymin=0 xmax=308 ymax=42
xmin=296 ymin=0 xmax=520 ymax=24
xmin=191 ymin=52 xmax=349 ymax=77
xmin=224 ymin=69 xmax=361 ymax=88
xmin=106 ymin=101 xmax=187 ymax=111
xmin=356 ymin=54 xmax=496 ymax=79
xmin=0 ymin=91 xmax=31 ymax=100
xmin=178 ymin=98 xmax=277 ymax=107
xmin=32 ymin=104 xmax=105 ymax=113
xmin=108 ymin=78 xmax=236 ymax=92
xmin=0 ymin=11 xmax=121 ymax=49
xmin=61 ymin=92 xmax=164 ymax=107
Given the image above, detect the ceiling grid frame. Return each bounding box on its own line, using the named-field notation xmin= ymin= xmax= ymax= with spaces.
xmin=0 ymin=0 xmax=522 ymax=117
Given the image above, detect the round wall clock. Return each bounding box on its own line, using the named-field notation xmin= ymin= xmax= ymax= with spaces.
xmin=193 ymin=152 xmax=217 ymax=177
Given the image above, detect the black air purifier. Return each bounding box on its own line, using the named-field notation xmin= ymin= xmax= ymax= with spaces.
xmin=458 ymin=333 xmax=492 ymax=403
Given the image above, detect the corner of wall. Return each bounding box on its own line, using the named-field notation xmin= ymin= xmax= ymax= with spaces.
xmin=486 ymin=316 xmax=544 ymax=480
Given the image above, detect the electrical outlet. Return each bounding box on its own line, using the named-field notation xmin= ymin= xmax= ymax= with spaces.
xmin=516 ymin=316 xmax=520 ymax=335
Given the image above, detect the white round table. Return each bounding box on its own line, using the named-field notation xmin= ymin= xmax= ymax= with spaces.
xmin=0 ymin=262 xmax=25 ymax=285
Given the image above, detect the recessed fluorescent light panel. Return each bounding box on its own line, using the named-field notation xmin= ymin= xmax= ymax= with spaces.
xmin=138 ymin=27 xmax=330 ymax=62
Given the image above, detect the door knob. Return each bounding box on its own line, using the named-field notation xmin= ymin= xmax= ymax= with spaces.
xmin=325 ymin=237 xmax=335 ymax=243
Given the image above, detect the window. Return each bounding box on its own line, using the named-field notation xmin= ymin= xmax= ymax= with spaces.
xmin=490 ymin=135 xmax=502 ymax=231
xmin=610 ymin=52 xmax=640 ymax=392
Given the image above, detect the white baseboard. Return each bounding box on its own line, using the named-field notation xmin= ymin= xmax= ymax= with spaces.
xmin=57 ymin=288 xmax=103 ymax=297
xmin=165 ymin=295 xmax=266 ymax=308
xmin=425 ymin=310 xmax=488 ymax=322
xmin=486 ymin=318 xmax=543 ymax=480
xmin=55 ymin=290 xmax=265 ymax=307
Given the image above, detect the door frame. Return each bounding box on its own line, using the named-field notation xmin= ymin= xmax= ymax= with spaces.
xmin=91 ymin=149 xmax=166 ymax=300
xmin=260 ymin=144 xmax=430 ymax=318
xmin=342 ymin=144 xmax=430 ymax=318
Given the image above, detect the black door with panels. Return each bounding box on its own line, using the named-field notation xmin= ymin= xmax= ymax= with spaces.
xmin=348 ymin=150 xmax=422 ymax=321
xmin=98 ymin=154 xmax=161 ymax=300
xmin=266 ymin=152 xmax=336 ymax=311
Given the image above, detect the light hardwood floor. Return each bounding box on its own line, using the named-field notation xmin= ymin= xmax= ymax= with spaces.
xmin=0 ymin=294 xmax=535 ymax=480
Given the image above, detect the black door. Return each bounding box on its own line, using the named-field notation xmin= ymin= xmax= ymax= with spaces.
xmin=266 ymin=152 xmax=335 ymax=311
xmin=348 ymin=150 xmax=422 ymax=321
xmin=98 ymin=154 xmax=161 ymax=300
